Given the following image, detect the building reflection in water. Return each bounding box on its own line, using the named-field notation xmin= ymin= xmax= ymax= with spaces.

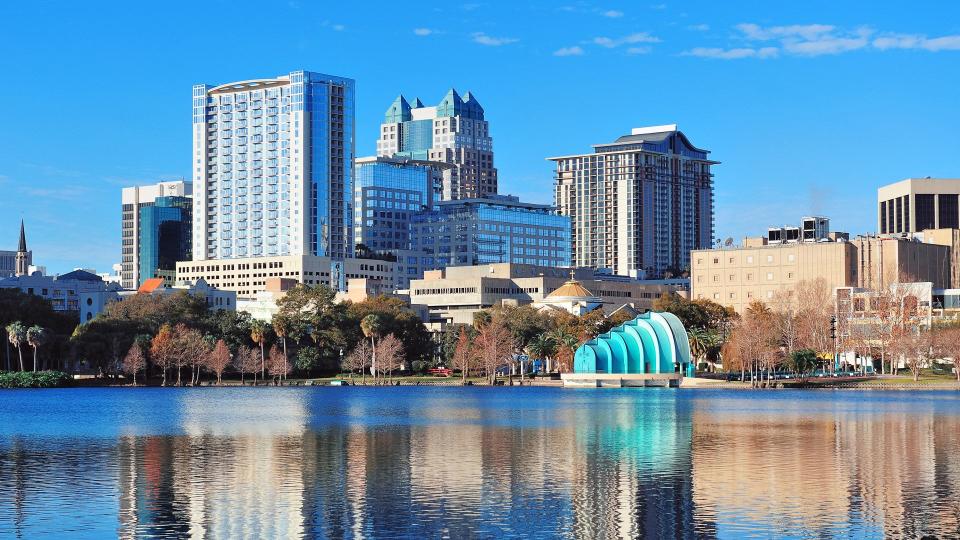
xmin=690 ymin=395 xmax=960 ymax=538
xmin=2 ymin=389 xmax=958 ymax=538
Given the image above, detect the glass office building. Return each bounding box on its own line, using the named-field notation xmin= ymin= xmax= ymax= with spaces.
xmin=138 ymin=196 xmax=192 ymax=285
xmin=409 ymin=195 xmax=571 ymax=277
xmin=354 ymin=156 xmax=448 ymax=287
xmin=121 ymin=181 xmax=192 ymax=288
xmin=192 ymin=70 xmax=355 ymax=262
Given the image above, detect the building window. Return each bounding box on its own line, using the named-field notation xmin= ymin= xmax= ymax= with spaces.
xmin=766 ymin=255 xmax=773 ymax=263
xmin=766 ymin=272 xmax=773 ymax=281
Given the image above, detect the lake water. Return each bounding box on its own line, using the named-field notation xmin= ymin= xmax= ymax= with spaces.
xmin=0 ymin=387 xmax=957 ymax=539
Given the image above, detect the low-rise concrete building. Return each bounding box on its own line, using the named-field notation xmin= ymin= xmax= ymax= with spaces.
xmin=409 ymin=263 xmax=688 ymax=327
xmin=0 ymin=270 xmax=122 ymax=322
xmin=175 ymin=255 xmax=396 ymax=300
xmin=691 ymin=235 xmax=950 ymax=314
xmin=136 ymin=277 xmax=236 ymax=311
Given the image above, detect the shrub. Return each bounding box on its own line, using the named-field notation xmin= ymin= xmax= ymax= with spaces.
xmin=0 ymin=371 xmax=72 ymax=389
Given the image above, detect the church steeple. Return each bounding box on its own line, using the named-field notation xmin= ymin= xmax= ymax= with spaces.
xmin=18 ymin=220 xmax=26 ymax=252
xmin=15 ymin=220 xmax=30 ymax=277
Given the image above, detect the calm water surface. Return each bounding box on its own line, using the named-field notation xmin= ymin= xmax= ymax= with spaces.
xmin=0 ymin=387 xmax=958 ymax=539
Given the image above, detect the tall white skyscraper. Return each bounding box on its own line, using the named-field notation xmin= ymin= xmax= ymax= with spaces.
xmin=376 ymin=89 xmax=496 ymax=200
xmin=549 ymin=125 xmax=716 ymax=278
xmin=192 ymin=70 xmax=355 ymax=262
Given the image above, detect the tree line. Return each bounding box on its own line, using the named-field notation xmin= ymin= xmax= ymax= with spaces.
xmin=721 ymin=277 xmax=960 ymax=385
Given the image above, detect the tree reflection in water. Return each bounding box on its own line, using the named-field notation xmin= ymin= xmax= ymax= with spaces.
xmin=0 ymin=388 xmax=957 ymax=538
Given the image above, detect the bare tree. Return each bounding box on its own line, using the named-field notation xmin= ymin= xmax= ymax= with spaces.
xmin=795 ymin=278 xmax=834 ymax=355
xmin=205 ymin=339 xmax=231 ymax=385
xmin=171 ymin=324 xmax=207 ymax=387
xmin=268 ymin=344 xmax=291 ymax=384
xmin=236 ymin=346 xmax=261 ymax=385
xmin=452 ymin=328 xmax=475 ymax=384
xmin=474 ymin=319 xmax=515 ymax=385
xmin=151 ymin=324 xmax=177 ymax=386
xmin=936 ymin=325 xmax=960 ymax=383
xmin=895 ymin=327 xmax=931 ymax=382
xmin=376 ymin=333 xmax=404 ymax=383
xmin=122 ymin=343 xmax=146 ymax=385
xmin=344 ymin=340 xmax=371 ymax=384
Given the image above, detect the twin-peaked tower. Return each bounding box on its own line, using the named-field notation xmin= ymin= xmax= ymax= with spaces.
xmin=376 ymin=89 xmax=497 ymax=200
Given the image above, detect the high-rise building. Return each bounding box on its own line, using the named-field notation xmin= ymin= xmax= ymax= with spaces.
xmin=139 ymin=196 xmax=192 ymax=285
xmin=376 ymin=89 xmax=496 ymax=200
xmin=549 ymin=124 xmax=716 ymax=278
xmin=877 ymin=178 xmax=960 ymax=235
xmin=121 ymin=180 xmax=192 ymax=289
xmin=192 ymin=71 xmax=355 ymax=263
xmin=409 ymin=195 xmax=571 ymax=278
xmin=353 ymin=156 xmax=450 ymax=287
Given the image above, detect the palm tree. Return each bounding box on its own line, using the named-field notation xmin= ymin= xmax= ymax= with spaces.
xmin=549 ymin=328 xmax=580 ymax=373
xmin=272 ymin=315 xmax=289 ymax=381
xmin=526 ymin=334 xmax=557 ymax=374
xmin=6 ymin=322 xmax=26 ymax=372
xmin=360 ymin=314 xmax=383 ymax=380
xmin=250 ymin=320 xmax=269 ymax=380
xmin=687 ymin=328 xmax=709 ymax=372
xmin=26 ymin=326 xmax=47 ymax=372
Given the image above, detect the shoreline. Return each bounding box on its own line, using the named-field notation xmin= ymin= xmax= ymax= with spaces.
xmin=12 ymin=376 xmax=959 ymax=391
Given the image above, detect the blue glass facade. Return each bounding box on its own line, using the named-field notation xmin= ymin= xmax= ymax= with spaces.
xmin=138 ymin=196 xmax=192 ymax=286
xmin=193 ymin=70 xmax=354 ymax=262
xmin=409 ymin=196 xmax=571 ymax=274
xmin=397 ymin=120 xmax=433 ymax=160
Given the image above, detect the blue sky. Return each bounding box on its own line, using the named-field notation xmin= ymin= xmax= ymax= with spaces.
xmin=1 ymin=1 xmax=959 ymax=274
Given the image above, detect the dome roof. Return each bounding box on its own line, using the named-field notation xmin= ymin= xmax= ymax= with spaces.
xmin=546 ymin=279 xmax=596 ymax=300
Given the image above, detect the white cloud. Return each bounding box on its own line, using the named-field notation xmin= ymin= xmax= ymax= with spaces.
xmin=626 ymin=46 xmax=652 ymax=55
xmin=413 ymin=28 xmax=434 ymax=36
xmin=332 ymin=24 xmax=345 ymax=31
xmin=736 ymin=23 xmax=835 ymax=41
xmin=687 ymin=23 xmax=710 ymax=32
xmin=554 ymin=46 xmax=585 ymax=56
xmin=472 ymin=32 xmax=519 ymax=46
xmin=683 ymin=46 xmax=778 ymax=59
xmin=873 ymin=33 xmax=960 ymax=51
xmin=593 ymin=32 xmax=660 ymax=48
xmin=603 ymin=10 xmax=624 ymax=18
xmin=698 ymin=23 xmax=878 ymax=57
xmin=783 ymin=31 xmax=870 ymax=56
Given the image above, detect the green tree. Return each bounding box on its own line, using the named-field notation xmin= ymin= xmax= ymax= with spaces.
xmin=272 ymin=314 xmax=291 ymax=381
xmin=789 ymin=349 xmax=818 ymax=377
xmin=526 ymin=333 xmax=557 ymax=373
xmin=360 ymin=314 xmax=383 ymax=378
xmin=249 ymin=319 xmax=270 ymax=380
xmin=295 ymin=347 xmax=321 ymax=375
xmin=26 ymin=325 xmax=47 ymax=372
xmin=6 ymin=322 xmax=26 ymax=371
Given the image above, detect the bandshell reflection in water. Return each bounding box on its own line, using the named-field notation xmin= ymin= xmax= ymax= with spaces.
xmin=0 ymin=388 xmax=957 ymax=538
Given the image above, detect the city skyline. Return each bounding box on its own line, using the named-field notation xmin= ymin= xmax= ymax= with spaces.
xmin=2 ymin=1 xmax=960 ymax=273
